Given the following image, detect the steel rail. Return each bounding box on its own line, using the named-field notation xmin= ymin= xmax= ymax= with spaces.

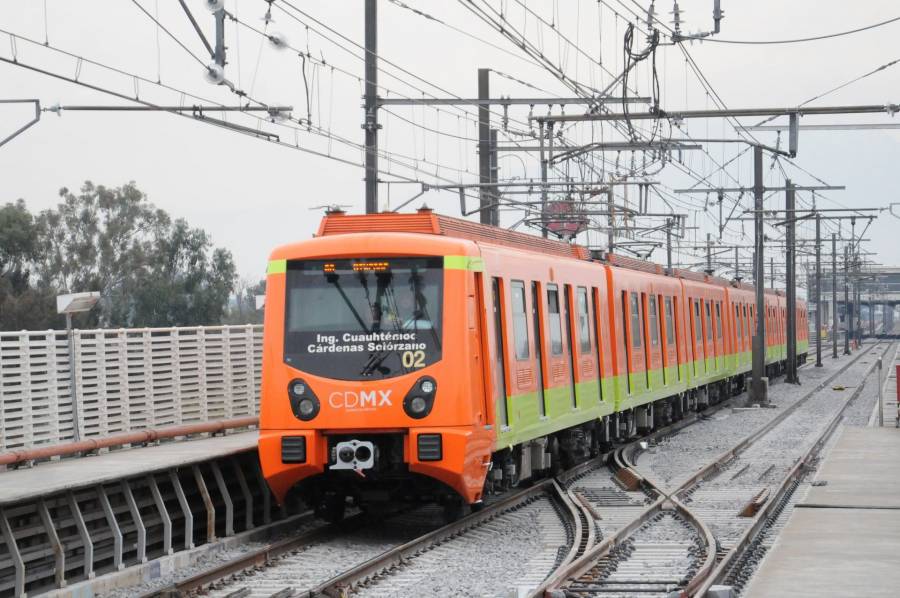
xmin=307 ymin=478 xmax=572 ymax=597
xmin=693 ymin=340 xmax=897 ymax=596
xmin=535 ymin=344 xmax=881 ymax=597
xmin=138 ymin=511 xmax=328 ymax=598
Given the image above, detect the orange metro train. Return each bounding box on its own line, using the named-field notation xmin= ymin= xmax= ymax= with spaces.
xmin=258 ymin=209 xmax=807 ymax=520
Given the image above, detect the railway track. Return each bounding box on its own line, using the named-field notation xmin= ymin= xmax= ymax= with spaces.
xmin=134 ymin=345 xmax=886 ymax=598
xmin=537 ymin=340 xmax=894 ymax=598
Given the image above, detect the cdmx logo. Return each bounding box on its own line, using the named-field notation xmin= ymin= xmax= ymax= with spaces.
xmin=328 ymin=390 xmax=393 ymax=410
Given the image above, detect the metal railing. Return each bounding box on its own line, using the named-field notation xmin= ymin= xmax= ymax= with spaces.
xmin=0 ymin=324 xmax=262 ymax=451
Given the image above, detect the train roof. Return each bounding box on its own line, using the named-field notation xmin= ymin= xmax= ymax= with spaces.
xmin=317 ymin=208 xmax=590 ymax=261
xmin=315 ymin=209 xmax=787 ymax=298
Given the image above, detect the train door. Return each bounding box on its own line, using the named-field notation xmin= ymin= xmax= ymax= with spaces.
xmin=629 ymin=292 xmax=646 ymax=394
xmin=647 ymin=293 xmax=661 ymax=389
xmin=715 ymin=302 xmax=724 ymax=371
xmin=491 ymin=277 xmax=509 ymax=427
xmin=590 ymin=287 xmax=604 ymax=403
xmin=575 ymin=287 xmax=598 ymax=406
xmin=704 ymin=300 xmax=714 ymax=372
xmin=546 ymin=284 xmax=568 ymax=409
xmin=531 ymin=282 xmax=546 ymax=417
xmin=735 ymin=304 xmax=743 ymax=367
xmin=621 ymin=291 xmax=633 ymax=395
xmin=692 ymin=299 xmax=704 ymax=376
xmin=563 ymin=285 xmax=577 ymax=408
xmin=664 ymin=296 xmax=677 ymax=383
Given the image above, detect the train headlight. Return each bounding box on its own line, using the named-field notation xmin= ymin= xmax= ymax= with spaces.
xmin=288 ymin=378 xmax=320 ymax=421
xmin=409 ymin=396 xmax=428 ymax=415
xmin=298 ymin=398 xmax=317 ymax=418
xmin=403 ymin=376 xmax=436 ymax=419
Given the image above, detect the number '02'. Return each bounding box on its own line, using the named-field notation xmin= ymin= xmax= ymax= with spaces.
xmin=402 ymin=350 xmax=426 ymax=368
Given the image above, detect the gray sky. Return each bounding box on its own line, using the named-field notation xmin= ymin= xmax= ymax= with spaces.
xmin=2 ymin=1 xmax=898 ymax=289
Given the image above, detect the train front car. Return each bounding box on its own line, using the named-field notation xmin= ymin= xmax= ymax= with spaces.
xmin=258 ymin=214 xmax=492 ymax=520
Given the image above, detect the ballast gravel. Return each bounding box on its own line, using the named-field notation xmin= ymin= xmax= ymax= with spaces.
xmin=636 ymin=347 xmax=873 ymax=489
xmin=352 ymin=497 xmax=565 ymax=598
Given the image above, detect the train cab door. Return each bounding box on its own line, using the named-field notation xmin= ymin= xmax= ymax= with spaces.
xmin=490 ymin=277 xmax=509 ymax=428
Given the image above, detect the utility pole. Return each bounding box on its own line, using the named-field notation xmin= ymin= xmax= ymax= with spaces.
xmin=539 ymin=121 xmax=548 ymax=238
xmin=734 ymin=246 xmax=741 ymax=281
xmin=705 ymin=233 xmax=714 ymax=275
xmin=607 ymin=187 xmax=616 ymax=254
xmin=770 ymin=257 xmax=775 ymax=289
xmin=478 ymin=68 xmax=493 ymax=225
xmin=844 ymin=244 xmax=851 ymax=354
xmin=832 ymin=233 xmax=838 ymax=358
xmin=363 ymin=0 xmax=379 ymax=213
xmin=666 ymin=218 xmax=673 ymax=275
xmin=785 ymin=181 xmax=799 ymax=382
xmin=814 ymin=212 xmax=822 ymax=367
xmin=489 ymin=128 xmax=499 ymax=225
xmin=750 ymin=145 xmax=768 ymax=404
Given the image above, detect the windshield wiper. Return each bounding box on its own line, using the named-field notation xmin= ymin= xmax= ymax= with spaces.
xmin=327 ymin=275 xmax=370 ymax=333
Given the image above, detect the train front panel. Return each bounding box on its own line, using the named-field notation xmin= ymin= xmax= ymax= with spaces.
xmin=257 ymin=233 xmax=493 ymax=513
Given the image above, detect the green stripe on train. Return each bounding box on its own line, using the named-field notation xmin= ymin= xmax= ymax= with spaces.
xmin=267 ymin=259 xmax=287 ymax=275
xmin=443 ymin=255 xmax=484 ymax=271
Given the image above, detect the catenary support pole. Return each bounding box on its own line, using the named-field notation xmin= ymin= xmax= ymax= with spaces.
xmin=832 ymin=233 xmax=838 ymax=358
xmin=815 ymin=212 xmax=822 ymax=367
xmin=364 ymin=0 xmax=379 ymax=213
xmin=785 ymin=181 xmax=799 ymax=382
xmin=478 ymin=68 xmax=492 ymax=225
xmin=539 ymin=121 xmax=548 ymax=238
xmin=666 ymin=218 xmax=673 ymax=275
xmin=844 ymin=244 xmax=851 ymax=354
xmin=489 ymin=128 xmax=499 ymax=225
xmin=751 ymin=145 xmax=768 ymax=404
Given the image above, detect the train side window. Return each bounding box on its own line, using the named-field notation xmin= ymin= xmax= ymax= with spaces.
xmin=705 ymin=301 xmax=713 ymax=349
xmin=735 ymin=305 xmax=743 ymax=344
xmin=577 ymin=287 xmax=592 ymax=353
xmin=630 ymin=292 xmax=642 ymax=349
xmin=664 ymin=297 xmax=675 ymax=346
xmin=510 ymin=281 xmax=530 ymax=360
xmin=547 ymin=285 xmax=563 ymax=355
xmin=715 ymin=302 xmax=723 ymax=340
xmin=693 ymin=300 xmax=702 ymax=344
xmin=648 ymin=294 xmax=660 ymax=346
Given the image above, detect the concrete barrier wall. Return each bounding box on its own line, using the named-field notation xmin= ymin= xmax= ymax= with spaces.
xmin=0 ymin=325 xmax=262 ymax=450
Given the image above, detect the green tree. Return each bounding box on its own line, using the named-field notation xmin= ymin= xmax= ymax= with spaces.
xmin=0 ymin=200 xmax=57 ymax=330
xmin=26 ymin=181 xmax=236 ymax=327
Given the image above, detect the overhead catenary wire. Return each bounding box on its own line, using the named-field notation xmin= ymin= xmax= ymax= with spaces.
xmin=698 ymin=14 xmax=900 ymax=45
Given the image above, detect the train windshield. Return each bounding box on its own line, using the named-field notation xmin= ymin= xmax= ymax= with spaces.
xmin=284 ymin=257 xmax=443 ymax=380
